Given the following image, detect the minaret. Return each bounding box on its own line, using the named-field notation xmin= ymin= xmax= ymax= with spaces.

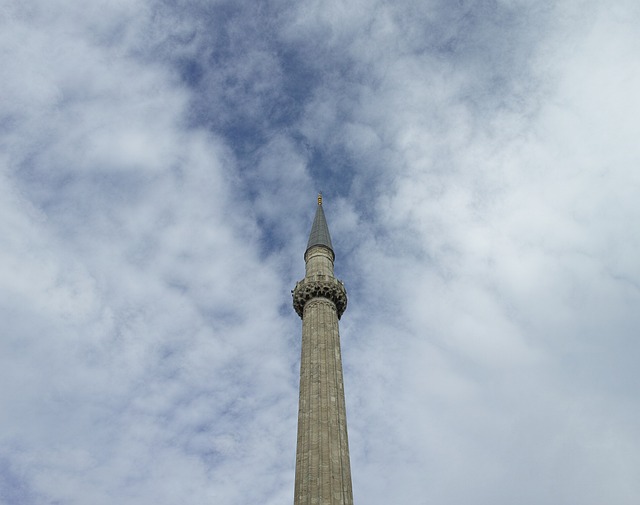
xmin=292 ymin=194 xmax=354 ymax=505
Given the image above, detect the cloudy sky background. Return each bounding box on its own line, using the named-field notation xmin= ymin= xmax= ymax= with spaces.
xmin=2 ymin=0 xmax=640 ymax=503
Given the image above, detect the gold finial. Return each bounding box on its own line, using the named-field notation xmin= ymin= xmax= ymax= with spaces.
xmin=318 ymin=193 xmax=322 ymax=205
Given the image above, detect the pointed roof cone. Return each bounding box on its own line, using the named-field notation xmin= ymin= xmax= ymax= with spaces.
xmin=305 ymin=193 xmax=334 ymax=259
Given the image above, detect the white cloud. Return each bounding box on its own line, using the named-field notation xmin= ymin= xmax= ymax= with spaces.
xmin=1 ymin=0 xmax=639 ymax=504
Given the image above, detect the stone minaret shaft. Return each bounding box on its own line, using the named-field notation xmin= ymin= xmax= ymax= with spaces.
xmin=292 ymin=195 xmax=353 ymax=505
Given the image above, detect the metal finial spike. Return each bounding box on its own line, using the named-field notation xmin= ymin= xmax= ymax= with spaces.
xmin=318 ymin=193 xmax=323 ymax=205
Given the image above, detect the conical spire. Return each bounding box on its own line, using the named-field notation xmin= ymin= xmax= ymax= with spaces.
xmin=305 ymin=193 xmax=334 ymax=258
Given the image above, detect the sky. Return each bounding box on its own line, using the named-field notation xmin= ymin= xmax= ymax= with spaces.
xmin=1 ymin=0 xmax=640 ymax=504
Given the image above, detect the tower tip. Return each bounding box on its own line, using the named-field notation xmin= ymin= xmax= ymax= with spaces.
xmin=306 ymin=192 xmax=333 ymax=259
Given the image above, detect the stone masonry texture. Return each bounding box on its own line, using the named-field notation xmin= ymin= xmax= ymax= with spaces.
xmin=292 ymin=243 xmax=354 ymax=505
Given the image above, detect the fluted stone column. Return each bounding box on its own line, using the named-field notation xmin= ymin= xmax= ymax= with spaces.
xmin=292 ymin=196 xmax=354 ymax=505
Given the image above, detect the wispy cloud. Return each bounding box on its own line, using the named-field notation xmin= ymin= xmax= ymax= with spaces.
xmin=1 ymin=0 xmax=639 ymax=503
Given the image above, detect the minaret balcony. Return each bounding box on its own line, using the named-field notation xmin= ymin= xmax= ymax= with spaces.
xmin=292 ymin=276 xmax=348 ymax=319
